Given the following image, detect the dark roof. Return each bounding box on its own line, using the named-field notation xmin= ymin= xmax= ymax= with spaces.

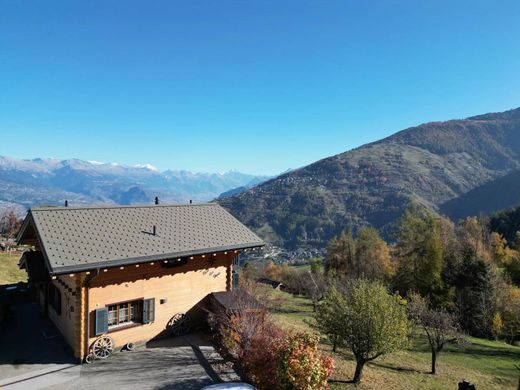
xmin=211 ymin=291 xmax=236 ymax=310
xmin=257 ymin=277 xmax=283 ymax=288
xmin=19 ymin=251 xmax=49 ymax=282
xmin=211 ymin=290 xmax=262 ymax=311
xmin=17 ymin=203 xmax=264 ymax=275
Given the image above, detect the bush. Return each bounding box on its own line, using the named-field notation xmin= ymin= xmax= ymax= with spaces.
xmin=241 ymin=331 xmax=282 ymax=389
xmin=274 ymin=332 xmax=334 ymax=390
xmin=210 ymin=285 xmax=334 ymax=389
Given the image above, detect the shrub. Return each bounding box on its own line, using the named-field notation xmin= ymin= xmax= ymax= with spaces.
xmin=275 ymin=332 xmax=334 ymax=390
xmin=241 ymin=331 xmax=282 ymax=389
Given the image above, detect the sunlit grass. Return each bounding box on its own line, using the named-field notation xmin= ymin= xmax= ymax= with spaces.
xmin=264 ymin=288 xmax=520 ymax=390
xmin=0 ymin=252 xmax=27 ymax=285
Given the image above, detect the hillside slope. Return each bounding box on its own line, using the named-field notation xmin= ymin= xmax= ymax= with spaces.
xmin=440 ymin=169 xmax=520 ymax=221
xmin=219 ymin=107 xmax=520 ymax=248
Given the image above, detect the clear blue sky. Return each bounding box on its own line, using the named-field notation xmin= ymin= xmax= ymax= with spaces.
xmin=1 ymin=1 xmax=519 ymax=175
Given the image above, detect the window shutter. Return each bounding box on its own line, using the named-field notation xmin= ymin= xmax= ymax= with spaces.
xmin=143 ymin=298 xmax=155 ymax=324
xmin=95 ymin=308 xmax=109 ymax=336
xmin=232 ymin=271 xmax=239 ymax=290
xmin=55 ymin=289 xmax=62 ymax=316
xmin=48 ymin=284 xmax=55 ymax=307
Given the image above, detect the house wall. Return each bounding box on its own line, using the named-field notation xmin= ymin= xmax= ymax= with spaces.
xmin=84 ymin=253 xmax=233 ymax=355
xmin=47 ymin=275 xmax=79 ymax=354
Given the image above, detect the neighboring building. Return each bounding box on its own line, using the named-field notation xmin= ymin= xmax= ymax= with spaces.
xmin=256 ymin=277 xmax=284 ymax=290
xmin=17 ymin=203 xmax=263 ymax=361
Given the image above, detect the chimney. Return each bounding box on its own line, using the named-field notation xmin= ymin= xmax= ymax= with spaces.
xmin=64 ymin=200 xmax=68 ymax=207
xmin=153 ymin=225 xmax=156 ymax=236
xmin=155 ymin=196 xmax=159 ymax=205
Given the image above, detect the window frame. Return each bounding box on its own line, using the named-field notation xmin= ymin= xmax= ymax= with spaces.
xmin=105 ymin=298 xmax=144 ymax=332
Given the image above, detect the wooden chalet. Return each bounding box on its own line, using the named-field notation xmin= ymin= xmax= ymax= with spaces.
xmin=16 ymin=202 xmax=264 ymax=361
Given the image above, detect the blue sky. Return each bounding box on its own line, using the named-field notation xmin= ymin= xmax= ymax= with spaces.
xmin=0 ymin=1 xmax=519 ymax=175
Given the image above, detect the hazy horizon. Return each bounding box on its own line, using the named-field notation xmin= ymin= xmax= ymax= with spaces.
xmin=1 ymin=1 xmax=519 ymax=175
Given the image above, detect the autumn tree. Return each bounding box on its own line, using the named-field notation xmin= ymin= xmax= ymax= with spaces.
xmin=330 ymin=280 xmax=410 ymax=383
xmin=325 ymin=227 xmax=392 ymax=281
xmin=324 ymin=230 xmax=355 ymax=277
xmin=408 ymin=293 xmax=466 ymax=374
xmin=457 ymin=216 xmax=491 ymax=262
xmin=496 ymin=283 xmax=520 ymax=344
xmin=490 ymin=232 xmax=517 ymax=266
xmin=264 ymin=260 xmax=283 ymax=281
xmin=354 ymin=226 xmax=393 ymax=281
xmin=394 ymin=204 xmax=448 ymax=307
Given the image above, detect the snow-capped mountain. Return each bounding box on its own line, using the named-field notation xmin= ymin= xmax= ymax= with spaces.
xmin=0 ymin=156 xmax=270 ymax=214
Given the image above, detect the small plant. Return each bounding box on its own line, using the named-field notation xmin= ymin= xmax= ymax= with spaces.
xmin=275 ymin=332 xmax=334 ymax=390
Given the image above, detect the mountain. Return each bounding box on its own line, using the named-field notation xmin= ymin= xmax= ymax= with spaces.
xmin=0 ymin=156 xmax=270 ymax=214
xmin=219 ymin=107 xmax=520 ymax=249
xmin=440 ymin=169 xmax=520 ymax=221
xmin=218 ymin=176 xmax=272 ymax=199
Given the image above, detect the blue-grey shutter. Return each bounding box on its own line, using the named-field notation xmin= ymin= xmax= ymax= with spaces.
xmin=232 ymin=271 xmax=239 ymax=289
xmin=143 ymin=298 xmax=155 ymax=324
xmin=55 ymin=289 xmax=62 ymax=316
xmin=95 ymin=308 xmax=109 ymax=335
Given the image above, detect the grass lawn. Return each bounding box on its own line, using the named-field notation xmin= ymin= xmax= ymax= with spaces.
xmin=263 ymin=288 xmax=520 ymax=390
xmin=0 ymin=252 xmax=27 ymax=285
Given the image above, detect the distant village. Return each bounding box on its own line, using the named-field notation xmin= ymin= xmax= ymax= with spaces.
xmin=240 ymin=243 xmax=325 ymax=266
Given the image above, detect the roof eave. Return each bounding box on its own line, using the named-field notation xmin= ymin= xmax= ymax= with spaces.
xmin=16 ymin=211 xmax=56 ymax=277
xmin=49 ymin=241 xmax=265 ymax=276
xmin=15 ymin=210 xmax=33 ymax=244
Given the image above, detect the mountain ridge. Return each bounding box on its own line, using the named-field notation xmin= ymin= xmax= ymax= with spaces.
xmin=218 ymin=107 xmax=520 ymax=248
xmin=0 ymin=156 xmax=271 ymax=214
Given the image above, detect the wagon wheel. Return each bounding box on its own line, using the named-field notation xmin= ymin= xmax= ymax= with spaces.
xmin=168 ymin=313 xmax=191 ymax=336
xmin=91 ymin=336 xmax=114 ymax=359
xmin=85 ymin=353 xmax=95 ymax=364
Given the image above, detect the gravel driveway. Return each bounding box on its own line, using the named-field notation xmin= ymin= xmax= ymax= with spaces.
xmin=0 ymin=304 xmax=239 ymax=390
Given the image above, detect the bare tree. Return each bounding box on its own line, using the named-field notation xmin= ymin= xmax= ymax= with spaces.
xmin=302 ymin=270 xmax=327 ymax=312
xmin=208 ymin=279 xmax=278 ymax=361
xmin=0 ymin=211 xmax=22 ymax=253
xmin=0 ymin=211 xmax=21 ymax=238
xmin=408 ymin=293 xmax=467 ymax=374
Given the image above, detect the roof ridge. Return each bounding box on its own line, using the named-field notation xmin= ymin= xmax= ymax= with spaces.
xmin=31 ymin=202 xmax=219 ymax=212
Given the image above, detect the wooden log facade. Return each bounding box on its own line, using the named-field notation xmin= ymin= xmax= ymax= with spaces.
xmin=17 ymin=203 xmax=263 ymax=362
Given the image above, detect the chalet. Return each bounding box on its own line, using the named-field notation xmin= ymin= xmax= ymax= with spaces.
xmin=16 ymin=202 xmax=264 ymax=362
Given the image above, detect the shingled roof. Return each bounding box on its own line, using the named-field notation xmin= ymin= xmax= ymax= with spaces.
xmin=17 ymin=203 xmax=264 ymax=275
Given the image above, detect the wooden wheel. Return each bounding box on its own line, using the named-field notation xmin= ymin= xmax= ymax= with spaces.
xmin=168 ymin=313 xmax=191 ymax=336
xmin=91 ymin=336 xmax=114 ymax=359
xmin=85 ymin=353 xmax=95 ymax=364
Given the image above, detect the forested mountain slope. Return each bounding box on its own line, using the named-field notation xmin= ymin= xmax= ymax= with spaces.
xmin=219 ymin=107 xmax=520 ymax=248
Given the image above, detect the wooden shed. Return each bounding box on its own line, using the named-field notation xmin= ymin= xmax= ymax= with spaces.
xmin=16 ymin=202 xmax=263 ymax=361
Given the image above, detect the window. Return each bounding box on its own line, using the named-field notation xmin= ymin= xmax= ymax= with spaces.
xmin=94 ymin=298 xmax=155 ymax=336
xmin=48 ymin=283 xmax=62 ymax=316
xmin=107 ymin=300 xmax=143 ymax=329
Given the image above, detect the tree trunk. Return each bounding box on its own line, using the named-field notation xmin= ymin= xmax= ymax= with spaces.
xmin=431 ymin=349 xmax=437 ymax=375
xmin=353 ymin=359 xmax=365 ymax=383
